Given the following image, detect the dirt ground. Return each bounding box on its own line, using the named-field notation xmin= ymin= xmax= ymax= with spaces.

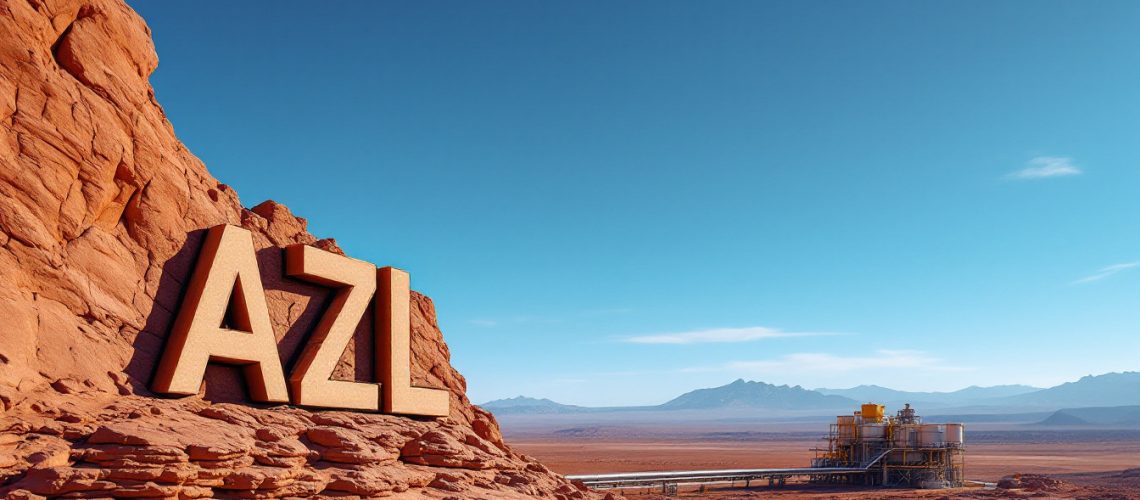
xmin=616 ymin=474 xmax=1140 ymax=500
xmin=509 ymin=431 xmax=1140 ymax=498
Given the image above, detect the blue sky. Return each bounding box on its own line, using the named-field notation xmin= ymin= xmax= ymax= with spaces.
xmin=132 ymin=1 xmax=1140 ymax=406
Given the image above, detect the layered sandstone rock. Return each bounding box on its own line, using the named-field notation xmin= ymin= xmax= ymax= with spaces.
xmin=0 ymin=1 xmax=608 ymax=498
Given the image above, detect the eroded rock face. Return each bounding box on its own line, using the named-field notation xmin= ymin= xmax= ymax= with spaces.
xmin=0 ymin=1 xmax=608 ymax=498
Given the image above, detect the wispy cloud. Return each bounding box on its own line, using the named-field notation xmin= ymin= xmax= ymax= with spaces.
xmin=1007 ymin=156 xmax=1082 ymax=180
xmin=685 ymin=350 xmax=970 ymax=375
xmin=623 ymin=326 xmax=839 ymax=345
xmin=1071 ymin=262 xmax=1140 ymax=285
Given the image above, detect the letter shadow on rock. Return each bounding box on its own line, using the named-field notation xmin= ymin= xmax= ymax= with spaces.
xmin=126 ymin=232 xmax=373 ymax=406
xmin=257 ymin=246 xmax=376 ymax=404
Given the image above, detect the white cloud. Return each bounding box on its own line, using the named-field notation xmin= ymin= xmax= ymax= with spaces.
xmin=1071 ymin=262 xmax=1140 ymax=285
xmin=723 ymin=350 xmax=967 ymax=373
xmin=1007 ymin=156 xmax=1082 ymax=180
xmin=623 ymin=326 xmax=838 ymax=345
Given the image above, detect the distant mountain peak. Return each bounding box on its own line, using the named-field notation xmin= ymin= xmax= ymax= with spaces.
xmin=479 ymin=395 xmax=586 ymax=414
xmin=493 ymin=395 xmax=551 ymax=403
xmin=659 ymin=379 xmax=857 ymax=410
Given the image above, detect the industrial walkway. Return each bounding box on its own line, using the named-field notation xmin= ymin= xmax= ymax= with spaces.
xmin=565 ymin=466 xmax=865 ymax=490
xmin=564 ymin=447 xmax=894 ymax=491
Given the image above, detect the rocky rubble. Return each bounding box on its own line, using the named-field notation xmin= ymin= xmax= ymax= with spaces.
xmin=996 ymin=474 xmax=1065 ymax=493
xmin=0 ymin=0 xmax=610 ymax=497
xmin=3 ymin=397 xmax=595 ymax=498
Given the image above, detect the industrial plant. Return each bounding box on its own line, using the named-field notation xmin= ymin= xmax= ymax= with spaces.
xmin=568 ymin=402 xmax=966 ymax=493
xmin=812 ymin=403 xmax=966 ymax=488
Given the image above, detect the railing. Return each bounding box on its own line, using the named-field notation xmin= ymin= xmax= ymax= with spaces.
xmin=565 ymin=466 xmax=866 ymax=490
xmin=861 ymin=448 xmax=892 ymax=468
xmin=565 ymin=449 xmax=902 ymax=490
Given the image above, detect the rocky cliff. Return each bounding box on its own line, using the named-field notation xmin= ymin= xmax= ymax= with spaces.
xmin=0 ymin=1 xmax=606 ymax=498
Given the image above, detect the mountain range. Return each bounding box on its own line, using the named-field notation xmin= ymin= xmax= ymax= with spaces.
xmin=1003 ymin=372 xmax=1140 ymax=408
xmin=814 ymin=384 xmax=1041 ymax=407
xmin=481 ymin=371 xmax=1140 ymax=419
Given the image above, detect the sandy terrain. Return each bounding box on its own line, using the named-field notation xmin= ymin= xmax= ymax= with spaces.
xmin=508 ymin=430 xmax=1140 ymax=498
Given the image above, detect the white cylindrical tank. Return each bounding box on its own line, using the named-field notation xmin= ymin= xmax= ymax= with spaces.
xmin=837 ymin=416 xmax=856 ymax=444
xmin=838 ymin=426 xmax=856 ymax=444
xmin=860 ymin=423 xmax=887 ymax=440
xmin=944 ymin=423 xmax=964 ymax=445
xmin=892 ymin=426 xmax=916 ymax=448
xmin=917 ymin=424 xmax=944 ymax=447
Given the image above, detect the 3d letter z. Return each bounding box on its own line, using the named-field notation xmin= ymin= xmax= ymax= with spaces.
xmin=152 ymin=224 xmax=289 ymax=402
xmin=284 ymin=244 xmax=379 ymax=410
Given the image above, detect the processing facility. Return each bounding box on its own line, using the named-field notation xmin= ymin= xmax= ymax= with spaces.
xmin=811 ymin=403 xmax=965 ymax=488
xmin=567 ymin=402 xmax=966 ymax=493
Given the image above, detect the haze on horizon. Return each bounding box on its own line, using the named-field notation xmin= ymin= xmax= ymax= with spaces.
xmin=132 ymin=1 xmax=1139 ymax=407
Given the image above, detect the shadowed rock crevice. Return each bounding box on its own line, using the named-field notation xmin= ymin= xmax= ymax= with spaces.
xmin=50 ymin=6 xmax=92 ymax=76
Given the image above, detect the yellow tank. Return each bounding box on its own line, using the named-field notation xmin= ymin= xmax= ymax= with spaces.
xmin=861 ymin=403 xmax=886 ymax=423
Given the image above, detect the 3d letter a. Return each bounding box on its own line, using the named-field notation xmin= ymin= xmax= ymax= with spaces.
xmin=377 ymin=267 xmax=449 ymax=417
xmin=152 ymin=224 xmax=289 ymax=403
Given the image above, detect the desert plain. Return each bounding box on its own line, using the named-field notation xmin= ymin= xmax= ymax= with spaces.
xmin=500 ymin=417 xmax=1140 ymax=498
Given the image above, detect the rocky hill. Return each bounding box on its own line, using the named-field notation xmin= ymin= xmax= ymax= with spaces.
xmin=0 ymin=1 xmax=606 ymax=498
xmin=1036 ymin=406 xmax=1140 ymax=427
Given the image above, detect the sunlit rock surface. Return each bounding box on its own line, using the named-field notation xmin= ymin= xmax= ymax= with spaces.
xmin=0 ymin=1 xmax=610 ymax=497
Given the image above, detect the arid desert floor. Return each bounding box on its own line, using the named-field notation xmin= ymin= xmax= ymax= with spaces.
xmin=508 ymin=429 xmax=1140 ymax=498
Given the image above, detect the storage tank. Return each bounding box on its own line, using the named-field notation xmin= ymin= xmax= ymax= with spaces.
xmin=917 ymin=424 xmax=944 ymax=447
xmin=944 ymin=423 xmax=964 ymax=446
xmin=860 ymin=423 xmax=887 ymax=440
xmin=861 ymin=403 xmax=886 ymax=423
xmin=892 ymin=425 xmax=916 ymax=448
xmin=837 ymin=416 xmax=857 ymax=444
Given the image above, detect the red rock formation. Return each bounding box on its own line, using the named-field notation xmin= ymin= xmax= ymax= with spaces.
xmin=0 ymin=1 xmax=610 ymax=497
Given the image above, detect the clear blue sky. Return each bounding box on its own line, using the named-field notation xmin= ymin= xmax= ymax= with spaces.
xmin=132 ymin=1 xmax=1139 ymax=406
